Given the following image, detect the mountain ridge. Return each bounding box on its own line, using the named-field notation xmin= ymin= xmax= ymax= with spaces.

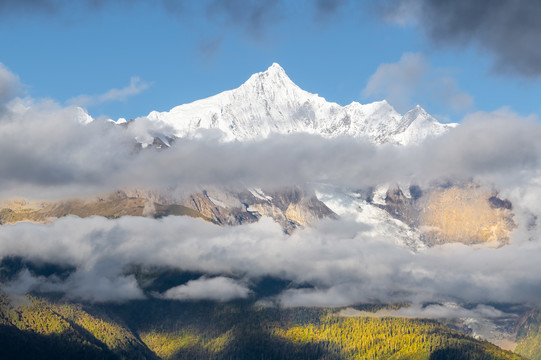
xmin=138 ymin=63 xmax=456 ymax=145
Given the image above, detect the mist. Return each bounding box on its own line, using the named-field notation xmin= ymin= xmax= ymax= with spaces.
xmin=1 ymin=214 xmax=541 ymax=310
xmin=1 ymin=91 xmax=540 ymax=201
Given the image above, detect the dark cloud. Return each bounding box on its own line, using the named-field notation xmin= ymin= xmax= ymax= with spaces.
xmin=206 ymin=0 xmax=284 ymax=40
xmin=382 ymin=0 xmax=541 ymax=77
xmin=0 ymin=0 xmax=60 ymax=16
xmin=0 ymin=0 xmax=119 ymax=17
xmin=0 ymin=0 xmax=279 ymax=39
xmin=316 ymin=0 xmax=347 ymax=13
xmin=0 ymin=0 xmax=177 ymax=19
xmin=314 ymin=0 xmax=349 ymax=20
xmin=0 ymin=0 xmax=354 ymax=42
xmin=160 ymin=0 xmax=187 ymax=16
xmin=198 ymin=37 xmax=224 ymax=62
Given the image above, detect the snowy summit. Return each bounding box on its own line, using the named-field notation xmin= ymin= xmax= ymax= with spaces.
xmin=144 ymin=63 xmax=456 ymax=145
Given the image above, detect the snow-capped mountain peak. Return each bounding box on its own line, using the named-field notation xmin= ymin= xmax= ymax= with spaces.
xmin=143 ymin=63 xmax=456 ymax=145
xmin=237 ymin=62 xmax=313 ymax=105
xmin=245 ymin=62 xmax=291 ymax=85
xmin=390 ymin=105 xmax=457 ymax=145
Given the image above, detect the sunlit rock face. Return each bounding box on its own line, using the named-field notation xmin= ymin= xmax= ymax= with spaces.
xmin=418 ymin=185 xmax=515 ymax=245
xmin=0 ymin=193 xmax=150 ymax=224
xmin=0 ymin=181 xmax=515 ymax=246
xmin=378 ymin=183 xmax=515 ymax=246
xmin=0 ymin=187 xmax=336 ymax=234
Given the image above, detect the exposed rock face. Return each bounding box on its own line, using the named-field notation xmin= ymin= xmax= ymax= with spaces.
xmin=0 ymin=181 xmax=515 ymax=245
xmin=0 ymin=192 xmax=150 ymax=224
xmin=0 ymin=187 xmax=336 ymax=233
xmin=375 ymin=183 xmax=515 ymax=246
xmin=178 ymin=191 xmax=257 ymax=226
xmin=418 ymin=185 xmax=515 ymax=245
xmin=243 ymin=187 xmax=336 ymax=232
xmin=383 ymin=187 xmax=420 ymax=227
xmin=171 ymin=186 xmax=336 ymax=233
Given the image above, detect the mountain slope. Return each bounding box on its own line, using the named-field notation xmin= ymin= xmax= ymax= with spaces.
xmin=0 ymin=294 xmax=156 ymax=360
xmin=0 ymin=293 xmax=525 ymax=360
xmin=0 ymin=186 xmax=336 ymax=234
xmin=515 ymin=309 xmax=541 ymax=359
xmin=144 ymin=63 xmax=456 ymax=145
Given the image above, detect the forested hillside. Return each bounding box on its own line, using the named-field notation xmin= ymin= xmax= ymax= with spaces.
xmin=0 ymin=294 xmax=525 ymax=360
xmin=515 ymin=309 xmax=541 ymax=360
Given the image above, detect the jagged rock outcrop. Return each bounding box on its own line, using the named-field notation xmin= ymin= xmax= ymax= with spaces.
xmin=0 ymin=186 xmax=336 ymax=233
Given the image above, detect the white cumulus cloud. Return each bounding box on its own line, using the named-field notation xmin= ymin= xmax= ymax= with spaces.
xmin=68 ymin=76 xmax=151 ymax=108
xmin=161 ymin=276 xmax=251 ymax=302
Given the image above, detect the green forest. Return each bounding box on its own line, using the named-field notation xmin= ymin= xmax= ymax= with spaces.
xmin=0 ymin=293 xmax=530 ymax=360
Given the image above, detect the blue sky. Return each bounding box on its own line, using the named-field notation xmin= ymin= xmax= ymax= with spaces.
xmin=1 ymin=0 xmax=540 ymax=123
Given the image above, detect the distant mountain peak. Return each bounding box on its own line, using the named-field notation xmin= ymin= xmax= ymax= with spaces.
xmin=241 ymin=62 xmax=299 ymax=95
xmin=247 ymin=62 xmax=289 ymax=81
xmin=268 ymin=62 xmax=286 ymax=73
xmin=403 ymin=105 xmax=427 ymax=120
xmin=410 ymin=104 xmax=427 ymax=114
xmin=143 ymin=63 xmax=457 ymax=145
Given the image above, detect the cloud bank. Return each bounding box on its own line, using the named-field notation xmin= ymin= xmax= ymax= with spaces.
xmin=1 ymin=214 xmax=541 ymax=308
xmin=1 ymin=99 xmax=537 ymax=201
